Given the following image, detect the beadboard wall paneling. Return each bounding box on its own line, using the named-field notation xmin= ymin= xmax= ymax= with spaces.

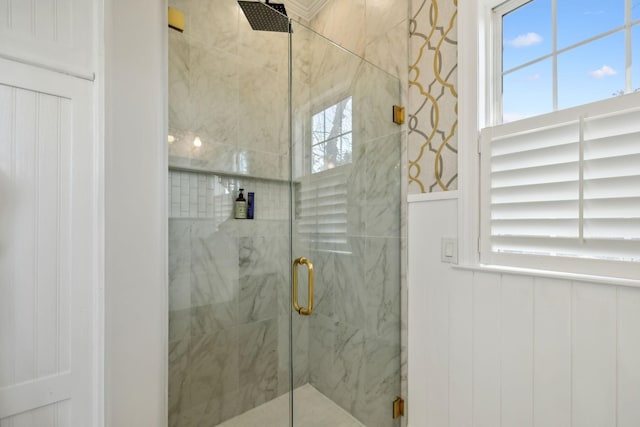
xmin=0 ymin=0 xmax=93 ymax=78
xmin=0 ymin=59 xmax=96 ymax=426
xmin=408 ymin=198 xmax=640 ymax=427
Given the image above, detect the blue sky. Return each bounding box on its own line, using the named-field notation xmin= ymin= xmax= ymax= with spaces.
xmin=501 ymin=0 xmax=640 ymax=122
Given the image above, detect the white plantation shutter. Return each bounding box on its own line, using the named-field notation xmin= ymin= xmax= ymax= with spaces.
xmin=296 ymin=166 xmax=350 ymax=252
xmin=480 ymin=92 xmax=640 ymax=279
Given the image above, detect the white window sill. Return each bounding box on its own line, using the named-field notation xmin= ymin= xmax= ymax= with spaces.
xmin=452 ymin=263 xmax=640 ymax=289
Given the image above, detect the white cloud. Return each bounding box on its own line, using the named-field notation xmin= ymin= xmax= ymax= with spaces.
xmin=527 ymin=73 xmax=541 ymax=81
xmin=507 ymin=32 xmax=543 ymax=48
xmin=589 ymin=65 xmax=617 ymax=79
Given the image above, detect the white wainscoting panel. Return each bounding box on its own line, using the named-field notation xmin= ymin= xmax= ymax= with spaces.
xmin=533 ymin=277 xmax=572 ymax=427
xmin=472 ymin=272 xmax=501 ymax=427
xmin=408 ymin=198 xmax=640 ymax=427
xmin=408 ymin=198 xmax=458 ymax=426
xmin=0 ymin=58 xmax=96 ymax=426
xmin=0 ymin=0 xmax=93 ymax=78
xmin=500 ymin=275 xmax=533 ymax=427
xmin=617 ymin=287 xmax=640 ymax=427
xmin=447 ymin=271 xmax=473 ymax=427
xmin=572 ymin=283 xmax=618 ymax=427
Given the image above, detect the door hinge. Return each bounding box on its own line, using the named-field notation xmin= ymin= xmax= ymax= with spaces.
xmin=392 ymin=105 xmax=405 ymax=125
xmin=168 ymin=7 xmax=185 ymax=32
xmin=393 ymin=396 xmax=405 ymax=419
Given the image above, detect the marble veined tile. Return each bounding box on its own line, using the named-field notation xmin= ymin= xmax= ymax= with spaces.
xmin=237 ymin=12 xmax=289 ymax=74
xmin=170 ymin=136 xmax=238 ymax=177
xmin=170 ymin=308 xmax=191 ymax=343
xmin=364 ymin=201 xmax=401 ymax=238
xmin=290 ymin=24 xmax=313 ymax=87
xmin=305 ymin=36 xmax=361 ymax=103
xmin=187 ymin=328 xmax=240 ymax=409
xmin=238 ymin=272 xmax=278 ymax=324
xmin=190 ymin=300 xmax=238 ymax=336
xmin=170 ymin=272 xmax=191 ymax=312
xmin=239 ymin=235 xmax=287 ymax=277
xmin=169 ymin=30 xmax=191 ymax=134
xmin=237 ymin=65 xmax=288 ymax=157
xmin=364 ymin=133 xmax=402 ymax=204
xmin=365 ymin=0 xmax=408 ymax=50
xmin=330 ymin=320 xmax=366 ymax=417
xmin=238 ymin=319 xmax=278 ymax=404
xmin=333 ymin=238 xmax=366 ymax=328
xmin=362 ymin=336 xmax=401 ymax=427
xmin=277 ymin=314 xmax=309 ymax=397
xmin=308 ymin=314 xmax=336 ymax=396
xmin=309 ymin=0 xmax=366 ymax=57
xmin=239 ymin=235 xmax=270 ymax=274
xmin=188 ymin=0 xmax=239 ymax=55
xmin=169 ymin=338 xmax=189 ymax=418
xmin=363 ymin=237 xmax=401 ymax=339
xmin=352 ymin=61 xmax=400 ymax=142
xmin=169 ymin=219 xmax=192 ymax=277
xmin=189 ymin=42 xmax=239 ymax=147
xmin=365 ymin=18 xmax=409 ymax=81
xmin=190 ymin=223 xmax=239 ymax=306
xmin=308 ymin=249 xmax=335 ymax=318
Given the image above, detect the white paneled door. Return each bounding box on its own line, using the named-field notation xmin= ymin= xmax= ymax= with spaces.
xmin=0 ymin=59 xmax=97 ymax=426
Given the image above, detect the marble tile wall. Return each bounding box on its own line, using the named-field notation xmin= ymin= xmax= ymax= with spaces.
xmin=307 ymin=0 xmax=409 ymax=84
xmin=168 ymin=171 xmax=298 ymax=427
xmin=168 ymin=0 xmax=289 ymax=181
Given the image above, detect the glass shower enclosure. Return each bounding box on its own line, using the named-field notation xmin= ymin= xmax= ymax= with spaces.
xmin=167 ymin=1 xmax=402 ymax=426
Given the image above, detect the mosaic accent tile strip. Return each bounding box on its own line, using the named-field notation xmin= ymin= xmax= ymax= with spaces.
xmin=168 ymin=170 xmax=289 ymax=221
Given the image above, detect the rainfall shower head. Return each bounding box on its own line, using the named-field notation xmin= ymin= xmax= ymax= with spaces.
xmin=238 ymin=0 xmax=290 ymax=33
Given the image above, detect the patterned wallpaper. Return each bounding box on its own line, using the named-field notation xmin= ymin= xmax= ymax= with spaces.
xmin=408 ymin=0 xmax=458 ymax=193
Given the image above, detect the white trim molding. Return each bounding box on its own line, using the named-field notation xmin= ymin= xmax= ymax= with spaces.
xmin=284 ymin=0 xmax=329 ymax=21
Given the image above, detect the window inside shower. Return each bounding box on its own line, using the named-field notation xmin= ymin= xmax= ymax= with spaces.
xmin=311 ymin=96 xmax=353 ymax=173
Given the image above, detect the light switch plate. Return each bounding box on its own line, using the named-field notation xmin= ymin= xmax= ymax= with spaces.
xmin=441 ymin=238 xmax=458 ymax=264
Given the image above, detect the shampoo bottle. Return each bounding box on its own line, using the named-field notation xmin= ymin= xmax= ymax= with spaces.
xmin=234 ymin=188 xmax=247 ymax=219
xmin=247 ymin=192 xmax=254 ymax=219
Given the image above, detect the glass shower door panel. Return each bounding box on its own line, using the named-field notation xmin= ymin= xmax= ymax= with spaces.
xmin=167 ymin=1 xmax=292 ymax=425
xmin=290 ymin=20 xmax=402 ymax=427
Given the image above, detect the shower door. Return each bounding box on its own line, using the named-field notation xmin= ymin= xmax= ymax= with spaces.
xmin=167 ymin=2 xmax=402 ymax=426
xmin=289 ymin=20 xmax=403 ymax=427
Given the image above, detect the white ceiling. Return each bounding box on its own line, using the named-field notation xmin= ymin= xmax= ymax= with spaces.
xmin=282 ymin=0 xmax=329 ymax=21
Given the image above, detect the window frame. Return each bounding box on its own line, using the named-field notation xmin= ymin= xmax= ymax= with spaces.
xmin=458 ymin=0 xmax=640 ymax=282
xmin=310 ymin=95 xmax=353 ymax=174
xmin=295 ymin=92 xmax=355 ymax=254
xmin=494 ymin=0 xmax=640 ymax=125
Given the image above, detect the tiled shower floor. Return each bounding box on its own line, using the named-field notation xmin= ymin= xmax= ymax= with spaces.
xmin=217 ymin=384 xmax=365 ymax=427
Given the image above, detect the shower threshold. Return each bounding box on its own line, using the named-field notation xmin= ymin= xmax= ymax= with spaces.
xmin=217 ymin=384 xmax=364 ymax=427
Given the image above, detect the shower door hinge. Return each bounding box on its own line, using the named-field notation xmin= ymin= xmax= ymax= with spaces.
xmin=392 ymin=105 xmax=405 ymax=125
xmin=392 ymin=396 xmax=405 ymax=419
xmin=168 ymin=7 xmax=185 ymax=32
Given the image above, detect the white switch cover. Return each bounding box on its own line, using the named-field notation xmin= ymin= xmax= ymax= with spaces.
xmin=441 ymin=238 xmax=458 ymax=264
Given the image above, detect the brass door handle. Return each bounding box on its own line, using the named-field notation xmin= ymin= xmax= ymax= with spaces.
xmin=292 ymin=257 xmax=314 ymax=316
